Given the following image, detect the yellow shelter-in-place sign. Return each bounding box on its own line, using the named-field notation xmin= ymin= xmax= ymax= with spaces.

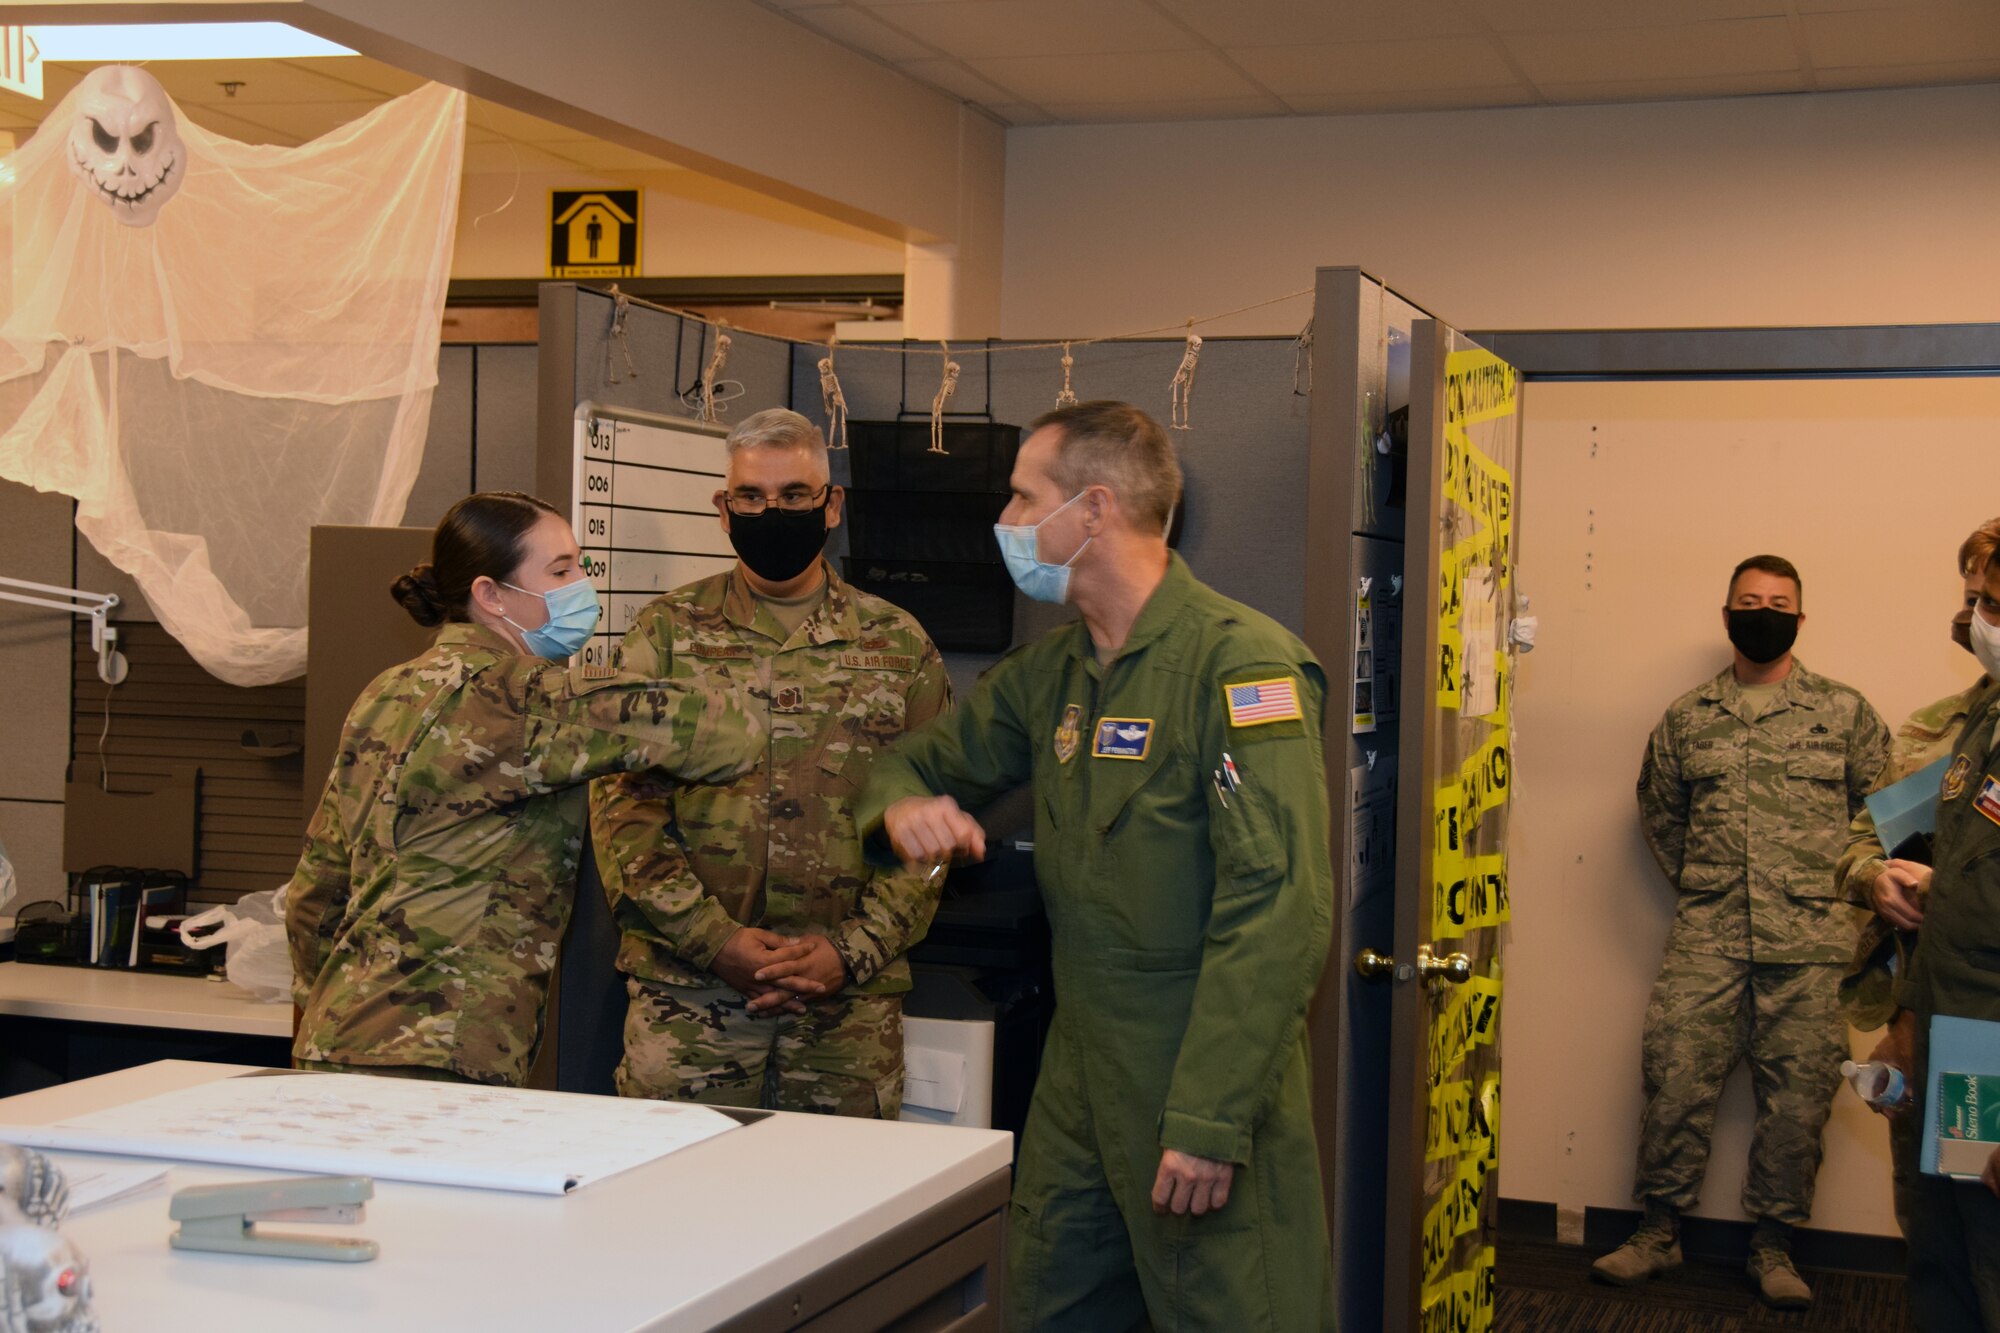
xmin=549 ymin=189 xmax=641 ymax=278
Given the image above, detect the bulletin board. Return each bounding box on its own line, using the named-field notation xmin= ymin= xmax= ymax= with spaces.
xmin=570 ymin=405 xmax=734 ymax=671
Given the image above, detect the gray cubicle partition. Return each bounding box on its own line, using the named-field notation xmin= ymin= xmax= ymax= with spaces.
xmin=539 ymin=282 xmax=1315 ymax=1094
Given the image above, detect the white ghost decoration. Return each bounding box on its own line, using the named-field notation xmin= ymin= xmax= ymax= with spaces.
xmin=65 ymin=65 xmax=186 ymax=226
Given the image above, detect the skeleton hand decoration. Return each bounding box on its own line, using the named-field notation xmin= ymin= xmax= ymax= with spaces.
xmin=66 ymin=66 xmax=186 ymax=227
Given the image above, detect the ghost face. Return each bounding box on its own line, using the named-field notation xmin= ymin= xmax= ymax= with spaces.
xmin=66 ymin=65 xmax=185 ymax=227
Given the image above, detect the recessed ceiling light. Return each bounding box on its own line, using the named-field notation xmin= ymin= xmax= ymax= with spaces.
xmin=35 ymin=23 xmax=356 ymax=63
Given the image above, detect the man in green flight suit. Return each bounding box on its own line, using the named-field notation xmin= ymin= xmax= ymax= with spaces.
xmin=858 ymin=401 xmax=1336 ymax=1332
xmin=1872 ymin=545 xmax=2000 ymax=1330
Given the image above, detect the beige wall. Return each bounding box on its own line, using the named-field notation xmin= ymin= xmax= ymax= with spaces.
xmin=1000 ymin=83 xmax=2000 ymax=338
xmin=1506 ymin=375 xmax=2000 ymax=1237
xmin=451 ymin=170 xmax=904 ymax=281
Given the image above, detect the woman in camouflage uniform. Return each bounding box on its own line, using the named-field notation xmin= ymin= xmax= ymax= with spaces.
xmin=285 ymin=492 xmax=763 ymax=1086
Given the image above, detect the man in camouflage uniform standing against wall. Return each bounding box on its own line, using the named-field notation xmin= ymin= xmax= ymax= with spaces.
xmin=1595 ymin=555 xmax=1889 ymax=1309
xmin=591 ymin=409 xmax=950 ymax=1117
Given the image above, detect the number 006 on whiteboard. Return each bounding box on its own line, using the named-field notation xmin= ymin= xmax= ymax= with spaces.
xmin=572 ymin=407 xmax=735 ymax=668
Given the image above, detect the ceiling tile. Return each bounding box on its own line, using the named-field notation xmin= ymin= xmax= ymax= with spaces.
xmin=278 ymin=56 xmax=428 ymax=99
xmin=790 ymin=5 xmax=939 ymax=62
xmin=1234 ymin=35 xmax=1522 ymax=95
xmin=967 ymin=49 xmax=1265 ymax=104
xmin=1802 ymin=2 xmax=2000 ymax=68
xmin=467 ymin=98 xmax=589 ymax=144
xmin=868 ymin=0 xmax=1198 ymax=60
xmin=1814 ymin=55 xmax=2000 ymax=87
xmin=1504 ymin=17 xmax=1800 ymax=84
xmin=1470 ymin=0 xmax=1789 ymax=33
xmin=1033 ymin=96 xmax=1289 ymax=123
xmin=1150 ymin=0 xmax=1476 ymax=46
xmin=983 ymin=101 xmax=1055 ymax=124
xmin=1282 ymin=86 xmax=1541 ymax=113
xmin=461 ymin=140 xmax=595 ymax=174
xmin=94 ymin=58 xmax=371 ymax=105
xmin=1793 ymin=0 xmax=1927 ymax=11
xmin=1538 ymin=68 xmax=1812 ymax=103
xmin=174 ymin=104 xmax=302 ymax=146
xmin=171 ymin=98 xmax=385 ymax=142
xmin=530 ymin=139 xmax=680 ymax=171
xmin=894 ymin=57 xmax=1020 ymax=103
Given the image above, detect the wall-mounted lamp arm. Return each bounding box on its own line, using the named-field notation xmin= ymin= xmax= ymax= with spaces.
xmin=0 ymin=575 xmax=129 ymax=684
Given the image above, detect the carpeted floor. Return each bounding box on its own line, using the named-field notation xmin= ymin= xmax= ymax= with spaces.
xmin=1497 ymin=1237 xmax=1916 ymax=1332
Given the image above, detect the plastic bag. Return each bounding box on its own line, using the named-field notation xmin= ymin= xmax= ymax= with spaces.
xmin=178 ymin=886 xmax=291 ymax=1003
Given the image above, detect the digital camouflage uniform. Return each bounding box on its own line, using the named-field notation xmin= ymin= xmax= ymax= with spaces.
xmin=1898 ymin=680 xmax=2000 ymax=1331
xmin=590 ymin=562 xmax=950 ymax=1118
xmin=1832 ymin=676 xmax=1990 ymax=1235
xmin=286 ymin=622 xmax=761 ymax=1087
xmin=860 ymin=554 xmax=1336 ymax=1333
xmin=1635 ymin=661 xmax=1890 ymax=1226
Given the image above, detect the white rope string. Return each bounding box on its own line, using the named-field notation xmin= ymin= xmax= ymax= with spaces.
xmin=929 ymin=340 xmax=960 ymax=455
xmin=579 ymin=285 xmax=1314 ymax=361
xmin=699 ymin=323 xmax=732 ymax=423
xmin=1168 ymin=320 xmax=1202 ymax=431
xmin=818 ymin=338 xmax=849 ymax=450
xmin=1055 ymin=341 xmax=1078 ymax=409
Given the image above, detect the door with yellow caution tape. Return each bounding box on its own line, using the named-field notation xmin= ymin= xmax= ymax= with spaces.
xmin=1383 ymin=327 xmax=1520 ymax=1333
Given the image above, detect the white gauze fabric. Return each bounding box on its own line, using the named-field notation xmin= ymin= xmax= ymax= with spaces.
xmin=0 ymin=70 xmax=466 ymax=685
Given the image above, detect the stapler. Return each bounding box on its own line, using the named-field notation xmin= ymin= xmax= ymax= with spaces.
xmin=168 ymin=1176 xmax=378 ymax=1262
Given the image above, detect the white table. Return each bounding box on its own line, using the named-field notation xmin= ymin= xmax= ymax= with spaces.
xmin=0 ymin=962 xmax=287 ymax=1036
xmin=3 ymin=1061 xmax=1013 ymax=1332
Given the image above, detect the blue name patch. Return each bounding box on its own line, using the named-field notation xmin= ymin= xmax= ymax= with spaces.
xmin=1092 ymin=717 xmax=1154 ymax=761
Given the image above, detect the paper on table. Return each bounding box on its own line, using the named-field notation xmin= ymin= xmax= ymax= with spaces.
xmin=46 ymin=1156 xmax=168 ymax=1214
xmin=904 ymin=1046 xmax=968 ymax=1115
xmin=0 ymin=1072 xmax=739 ymax=1196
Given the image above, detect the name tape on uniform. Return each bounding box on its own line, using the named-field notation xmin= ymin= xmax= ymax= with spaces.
xmin=1092 ymin=717 xmax=1153 ymax=761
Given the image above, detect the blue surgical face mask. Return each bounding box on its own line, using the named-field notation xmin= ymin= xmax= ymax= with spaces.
xmin=502 ymin=577 xmax=600 ymax=659
xmin=993 ymin=491 xmax=1092 ymax=605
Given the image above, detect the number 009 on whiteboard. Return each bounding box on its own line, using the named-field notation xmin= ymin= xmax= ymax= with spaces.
xmin=571 ymin=407 xmax=735 ymax=668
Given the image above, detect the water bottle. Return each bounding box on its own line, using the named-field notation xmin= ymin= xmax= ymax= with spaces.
xmin=1841 ymin=1059 xmax=1906 ymax=1108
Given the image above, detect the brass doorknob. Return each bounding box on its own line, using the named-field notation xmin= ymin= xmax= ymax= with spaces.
xmin=1417 ymin=943 xmax=1473 ymax=985
xmin=1354 ymin=947 xmax=1396 ymax=982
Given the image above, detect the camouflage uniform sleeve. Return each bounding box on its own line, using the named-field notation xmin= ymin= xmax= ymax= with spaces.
xmin=832 ymin=638 xmax=955 ymax=987
xmin=1847 ymin=696 xmax=1892 ymax=820
xmin=284 ymin=768 xmax=351 ymax=1007
xmin=1834 ymin=806 xmax=1890 ymax=909
xmin=1636 ymin=710 xmax=1689 ymax=885
xmin=587 ymin=621 xmax=742 ymax=974
xmin=513 ymin=657 xmax=762 ymax=791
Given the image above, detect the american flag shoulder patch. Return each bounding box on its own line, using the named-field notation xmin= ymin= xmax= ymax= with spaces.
xmin=1224 ymin=676 xmax=1303 ymax=728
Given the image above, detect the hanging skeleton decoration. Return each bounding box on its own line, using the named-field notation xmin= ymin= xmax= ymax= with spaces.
xmin=1055 ymin=342 xmax=1078 ymax=409
xmin=929 ymin=341 xmax=960 ymax=456
xmin=66 ymin=66 xmax=186 ymax=227
xmin=1169 ymin=321 xmax=1203 ymax=431
xmin=817 ymin=340 xmax=849 ymax=450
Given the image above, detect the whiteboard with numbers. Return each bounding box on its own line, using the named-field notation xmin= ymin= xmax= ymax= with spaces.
xmin=572 ymin=404 xmax=735 ymax=669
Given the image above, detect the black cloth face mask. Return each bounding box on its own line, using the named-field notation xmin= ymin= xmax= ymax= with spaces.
xmin=1726 ymin=607 xmax=1799 ymax=665
xmin=728 ymin=501 xmax=829 ymax=583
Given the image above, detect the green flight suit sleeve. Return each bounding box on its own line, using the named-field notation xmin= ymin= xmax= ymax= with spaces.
xmin=855 ymin=651 xmax=1036 ymax=850
xmin=588 ymin=618 xmax=743 ymax=975
xmin=1637 ymin=711 xmax=1689 ymax=885
xmin=1159 ymin=659 xmax=1333 ymax=1165
xmin=284 ymin=766 xmax=353 ymax=1006
xmin=834 ymin=642 xmax=955 ymax=986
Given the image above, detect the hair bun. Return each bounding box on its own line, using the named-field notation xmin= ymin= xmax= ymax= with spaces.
xmin=390 ymin=562 xmax=447 ymax=628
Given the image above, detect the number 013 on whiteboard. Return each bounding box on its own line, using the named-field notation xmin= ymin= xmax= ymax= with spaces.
xmin=570 ymin=406 xmax=737 ymax=670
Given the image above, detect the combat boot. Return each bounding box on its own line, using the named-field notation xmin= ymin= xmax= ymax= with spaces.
xmin=1747 ymin=1241 xmax=1813 ymax=1309
xmin=1590 ymin=1202 xmax=1682 ymax=1286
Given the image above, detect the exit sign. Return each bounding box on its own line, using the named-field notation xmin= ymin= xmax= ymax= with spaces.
xmin=0 ymin=28 xmax=40 ymax=100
